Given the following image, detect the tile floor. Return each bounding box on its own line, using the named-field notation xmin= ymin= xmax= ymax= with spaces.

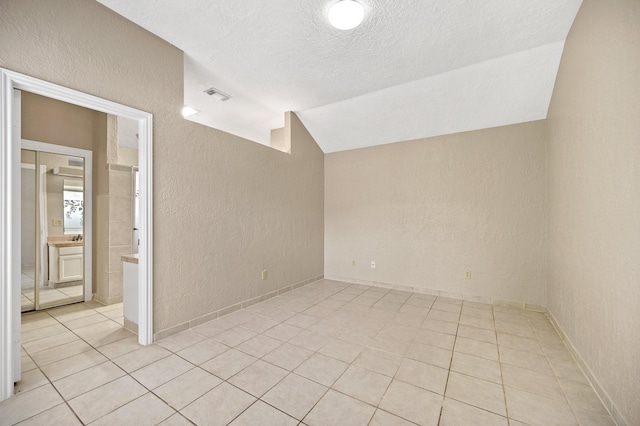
xmin=1 ymin=279 xmax=615 ymax=425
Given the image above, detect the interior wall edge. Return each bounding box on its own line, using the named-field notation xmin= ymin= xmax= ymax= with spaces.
xmin=546 ymin=308 xmax=627 ymax=426
xmin=545 ymin=0 xmax=640 ymax=423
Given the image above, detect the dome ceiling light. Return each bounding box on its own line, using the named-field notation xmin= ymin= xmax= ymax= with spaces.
xmin=328 ymin=0 xmax=365 ymax=30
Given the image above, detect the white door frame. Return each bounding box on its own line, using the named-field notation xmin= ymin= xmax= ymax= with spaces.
xmin=21 ymin=139 xmax=93 ymax=306
xmin=0 ymin=68 xmax=154 ymax=402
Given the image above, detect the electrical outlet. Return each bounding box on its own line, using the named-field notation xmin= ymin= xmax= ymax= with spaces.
xmin=371 ymin=261 xmax=376 ymax=269
xmin=465 ymin=270 xmax=471 ymax=279
xmin=52 ymin=219 xmax=63 ymax=227
xmin=262 ymin=270 xmax=267 ymax=280
xmin=352 ymin=260 xmax=356 ymax=266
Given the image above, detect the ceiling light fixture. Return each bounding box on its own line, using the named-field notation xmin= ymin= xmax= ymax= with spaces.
xmin=181 ymin=105 xmax=199 ymax=117
xmin=328 ymin=0 xmax=365 ymax=30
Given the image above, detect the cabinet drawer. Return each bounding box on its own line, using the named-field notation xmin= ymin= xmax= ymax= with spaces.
xmin=59 ymin=246 xmax=83 ymax=256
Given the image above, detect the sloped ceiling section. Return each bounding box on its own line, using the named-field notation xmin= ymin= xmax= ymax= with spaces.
xmin=300 ymin=41 xmax=566 ymax=152
xmin=97 ymin=0 xmax=583 ymax=152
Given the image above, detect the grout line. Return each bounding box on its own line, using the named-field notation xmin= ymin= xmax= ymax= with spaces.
xmin=545 ymin=309 xmax=623 ymax=426
xmin=495 ymin=306 xmax=511 ymax=424
xmin=435 ymin=299 xmax=462 ymax=425
xmin=170 ymin=283 xmax=349 ymax=422
xmin=13 ymin=281 xmax=616 ymax=425
xmin=17 ymin=302 xmax=142 ymax=424
xmin=16 ymin=310 xmax=112 ymax=425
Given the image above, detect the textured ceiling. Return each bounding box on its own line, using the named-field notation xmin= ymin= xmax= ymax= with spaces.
xmin=97 ymin=0 xmax=582 ymax=153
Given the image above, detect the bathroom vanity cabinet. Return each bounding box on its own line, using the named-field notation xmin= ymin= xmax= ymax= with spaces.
xmin=48 ymin=243 xmax=84 ymax=287
xmin=122 ymin=254 xmax=139 ymax=334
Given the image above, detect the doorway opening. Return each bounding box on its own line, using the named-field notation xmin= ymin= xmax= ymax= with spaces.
xmin=0 ymin=68 xmax=154 ymax=402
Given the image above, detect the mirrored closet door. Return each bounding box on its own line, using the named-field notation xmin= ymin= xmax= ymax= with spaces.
xmin=21 ymin=149 xmax=86 ymax=312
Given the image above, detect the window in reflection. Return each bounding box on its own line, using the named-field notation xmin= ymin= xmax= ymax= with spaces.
xmin=63 ymin=180 xmax=83 ymax=235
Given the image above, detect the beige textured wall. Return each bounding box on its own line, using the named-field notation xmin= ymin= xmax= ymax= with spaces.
xmin=0 ymin=0 xmax=324 ymax=333
xmin=546 ymin=1 xmax=640 ymax=424
xmin=21 ymin=92 xmax=103 ymax=152
xmin=325 ymin=121 xmax=547 ymax=306
xmin=156 ymin=110 xmax=325 ymax=332
xmin=270 ymin=127 xmax=288 ymax=153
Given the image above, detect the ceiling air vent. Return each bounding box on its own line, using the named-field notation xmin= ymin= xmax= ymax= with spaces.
xmin=204 ymin=87 xmax=231 ymax=101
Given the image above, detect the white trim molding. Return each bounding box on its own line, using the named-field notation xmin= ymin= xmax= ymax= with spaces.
xmin=0 ymin=68 xmax=154 ymax=402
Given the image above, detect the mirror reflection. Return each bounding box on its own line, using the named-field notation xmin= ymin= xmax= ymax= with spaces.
xmin=20 ymin=150 xmax=85 ymax=312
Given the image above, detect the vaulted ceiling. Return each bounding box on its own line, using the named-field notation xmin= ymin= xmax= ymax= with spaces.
xmin=97 ymin=0 xmax=582 ymax=153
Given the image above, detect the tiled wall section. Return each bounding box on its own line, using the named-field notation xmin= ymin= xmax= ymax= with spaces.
xmin=96 ymin=164 xmax=135 ymax=305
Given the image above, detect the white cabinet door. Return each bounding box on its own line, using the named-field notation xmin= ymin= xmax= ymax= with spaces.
xmin=59 ymin=254 xmax=83 ymax=281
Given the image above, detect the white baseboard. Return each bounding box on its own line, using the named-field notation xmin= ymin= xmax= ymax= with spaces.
xmin=546 ymin=309 xmax=626 ymax=426
xmin=153 ymin=274 xmax=324 ymax=341
xmin=324 ymin=275 xmax=546 ymax=312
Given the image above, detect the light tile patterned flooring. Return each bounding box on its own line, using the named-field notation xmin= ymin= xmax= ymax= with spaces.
xmin=1 ymin=279 xmax=615 ymax=425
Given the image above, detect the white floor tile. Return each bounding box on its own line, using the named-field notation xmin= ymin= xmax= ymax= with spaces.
xmin=8 ymin=282 xmax=614 ymax=426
